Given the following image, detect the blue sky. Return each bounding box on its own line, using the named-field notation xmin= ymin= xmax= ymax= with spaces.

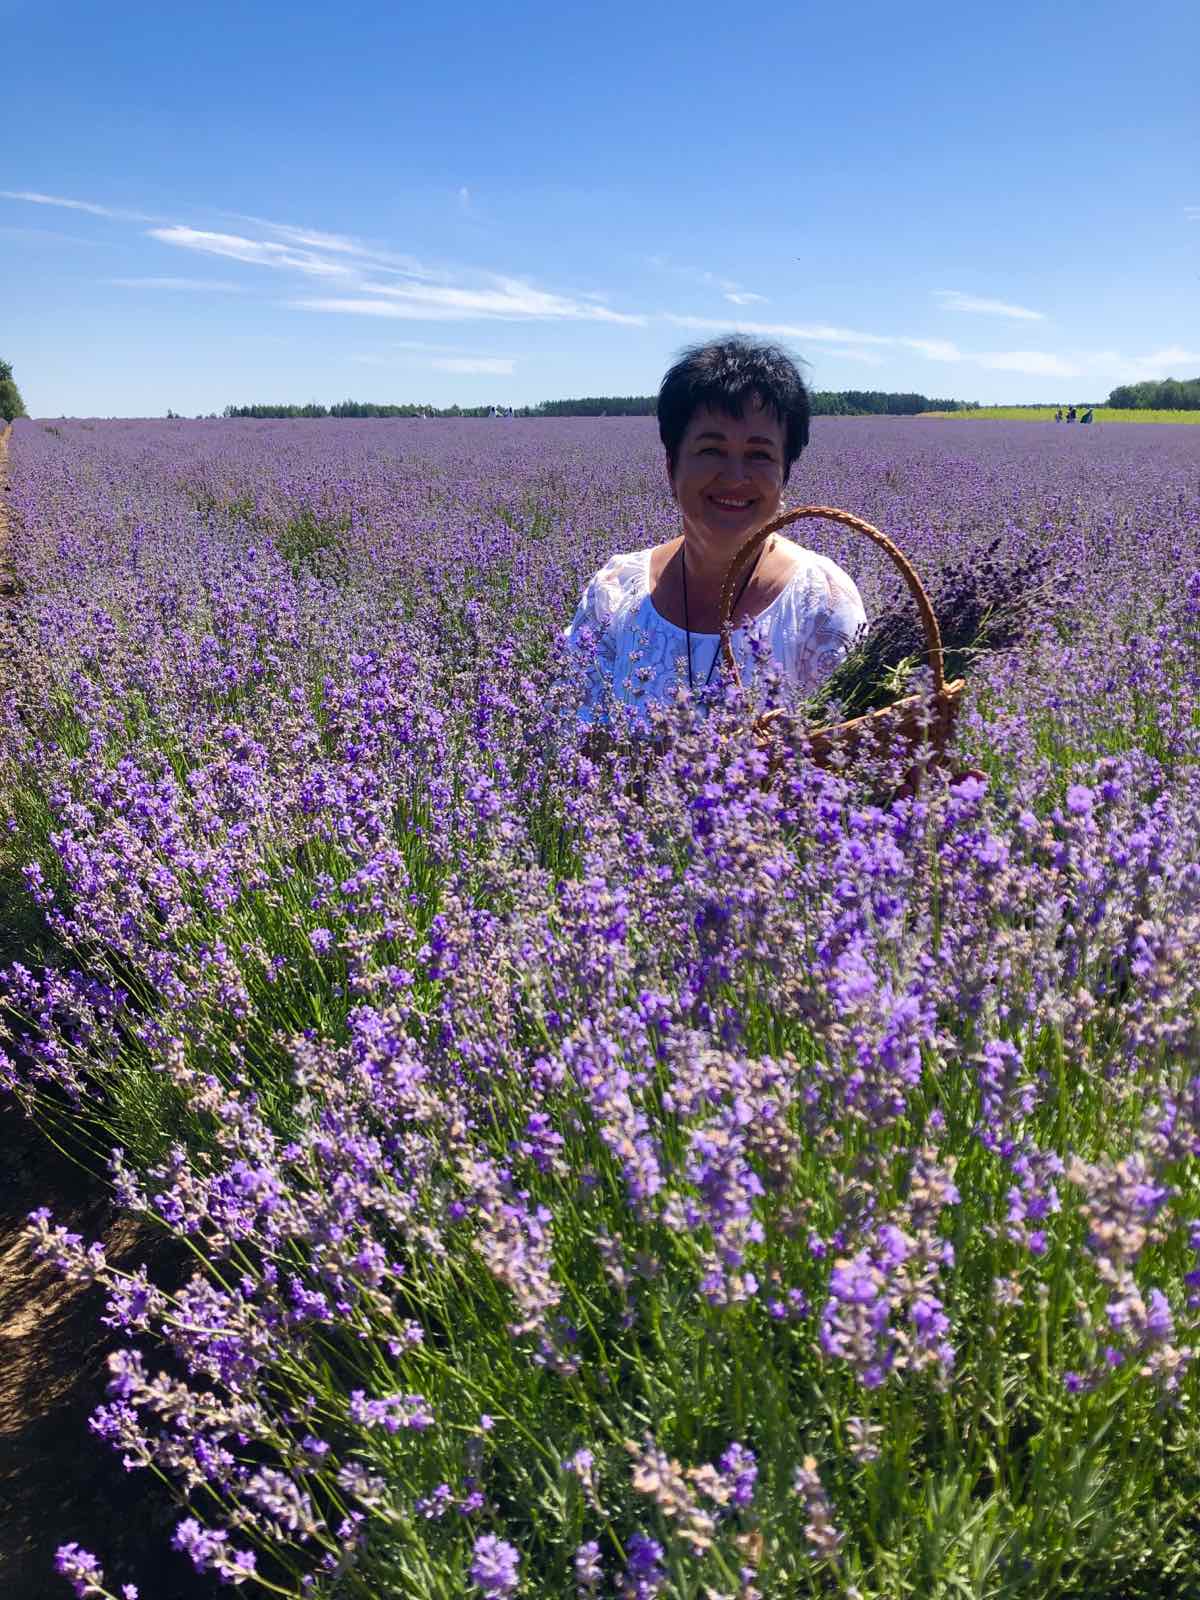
xmin=3 ymin=0 xmax=1197 ymax=416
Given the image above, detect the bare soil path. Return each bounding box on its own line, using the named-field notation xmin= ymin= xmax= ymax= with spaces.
xmin=0 ymin=1123 xmax=216 ymax=1598
xmin=0 ymin=421 xmax=216 ymax=1597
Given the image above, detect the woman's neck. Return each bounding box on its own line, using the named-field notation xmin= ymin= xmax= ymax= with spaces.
xmin=679 ymin=523 xmax=738 ymax=599
xmin=679 ymin=520 xmax=771 ymax=606
xmin=647 ymin=523 xmax=790 ymax=634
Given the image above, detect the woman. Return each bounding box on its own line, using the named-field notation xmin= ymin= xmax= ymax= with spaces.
xmin=564 ymin=337 xmax=866 ymax=727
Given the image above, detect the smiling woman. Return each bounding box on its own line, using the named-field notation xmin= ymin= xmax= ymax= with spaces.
xmin=564 ymin=337 xmax=867 ymax=725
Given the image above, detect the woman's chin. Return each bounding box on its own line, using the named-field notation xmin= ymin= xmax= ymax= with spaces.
xmin=699 ymin=509 xmax=773 ymax=546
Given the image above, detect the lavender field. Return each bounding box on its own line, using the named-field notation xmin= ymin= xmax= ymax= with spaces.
xmin=3 ymin=414 xmax=1200 ymax=1599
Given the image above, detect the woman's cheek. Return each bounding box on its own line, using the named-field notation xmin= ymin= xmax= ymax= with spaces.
xmin=759 ymin=474 xmax=784 ymax=516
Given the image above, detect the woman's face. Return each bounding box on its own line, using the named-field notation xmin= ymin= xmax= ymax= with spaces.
xmin=668 ymin=397 xmax=786 ymax=546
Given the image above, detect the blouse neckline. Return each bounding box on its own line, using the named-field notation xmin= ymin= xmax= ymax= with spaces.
xmin=638 ymin=545 xmax=800 ymax=639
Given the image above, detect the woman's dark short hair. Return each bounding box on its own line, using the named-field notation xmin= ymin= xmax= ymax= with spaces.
xmin=657 ymin=336 xmax=811 ymax=481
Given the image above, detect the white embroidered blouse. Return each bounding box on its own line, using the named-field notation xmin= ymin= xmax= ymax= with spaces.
xmin=563 ymin=538 xmax=867 ymax=725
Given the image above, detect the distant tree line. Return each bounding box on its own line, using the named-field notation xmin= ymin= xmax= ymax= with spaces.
xmin=1106 ymin=377 xmax=1200 ymax=410
xmin=810 ymin=391 xmax=978 ymax=416
xmin=532 ymin=396 xmax=656 ymax=416
xmin=222 ymin=398 xmax=659 ymax=419
xmin=223 ymin=390 xmax=979 ymax=420
xmin=0 ymin=359 xmax=27 ymax=422
xmin=224 ymin=401 xmax=462 ymax=419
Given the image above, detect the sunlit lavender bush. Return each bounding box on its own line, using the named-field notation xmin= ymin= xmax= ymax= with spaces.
xmin=3 ymin=415 xmax=1200 ymax=1599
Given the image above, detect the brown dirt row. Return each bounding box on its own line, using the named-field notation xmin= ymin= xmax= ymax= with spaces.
xmin=0 ymin=421 xmax=217 ymax=1597
xmin=0 ymin=1120 xmax=215 ymax=1598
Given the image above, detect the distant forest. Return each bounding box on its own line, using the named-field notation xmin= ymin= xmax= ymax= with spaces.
xmin=222 ymin=391 xmax=982 ymax=420
xmin=1106 ymin=377 xmax=1200 ymax=410
xmin=0 ymin=358 xmax=27 ymax=422
xmin=219 ymin=378 xmax=1200 ymax=420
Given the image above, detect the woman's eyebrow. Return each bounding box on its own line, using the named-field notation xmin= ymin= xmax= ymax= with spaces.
xmin=694 ymin=429 xmax=777 ymax=446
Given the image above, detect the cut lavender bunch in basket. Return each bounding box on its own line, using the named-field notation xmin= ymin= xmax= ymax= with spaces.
xmin=804 ymin=536 xmax=1061 ymax=725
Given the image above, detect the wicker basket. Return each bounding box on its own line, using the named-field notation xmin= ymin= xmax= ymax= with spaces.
xmin=718 ymin=505 xmax=966 ymax=777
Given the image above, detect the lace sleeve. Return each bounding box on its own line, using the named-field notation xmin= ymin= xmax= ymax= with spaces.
xmin=563 ymin=561 xmax=623 ymax=725
xmin=793 ymin=558 xmax=868 ymax=696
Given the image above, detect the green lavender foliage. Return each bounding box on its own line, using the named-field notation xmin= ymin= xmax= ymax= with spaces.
xmin=4 ymin=418 xmax=1200 ymax=1600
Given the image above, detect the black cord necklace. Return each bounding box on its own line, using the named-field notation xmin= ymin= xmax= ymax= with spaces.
xmin=680 ymin=537 xmax=769 ymax=690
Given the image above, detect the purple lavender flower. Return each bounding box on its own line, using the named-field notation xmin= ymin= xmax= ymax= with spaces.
xmin=621 ymin=1533 xmax=666 ymax=1599
xmin=348 ymin=1389 xmax=434 ymax=1432
xmin=171 ymin=1519 xmax=257 ymax=1584
xmin=718 ymin=1441 xmax=759 ymax=1508
xmin=53 ymin=1545 xmax=106 ymax=1598
xmin=469 ymin=1533 xmax=521 ymax=1598
xmin=792 ymin=1455 xmax=844 ymax=1565
xmin=574 ymin=1539 xmax=604 ymax=1593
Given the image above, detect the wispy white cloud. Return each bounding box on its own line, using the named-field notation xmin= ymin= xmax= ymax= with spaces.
xmin=0 ymin=188 xmax=154 ymax=221
xmin=934 ymin=289 xmax=1045 ymax=321
xmin=1125 ymin=345 xmax=1200 ymax=375
xmin=431 ymin=356 xmax=515 ymax=375
xmin=668 ymin=314 xmax=1196 ymax=385
xmin=667 ymin=312 xmax=829 ymax=340
xmin=243 ymin=218 xmax=379 ymax=255
xmin=977 ymin=345 xmax=1200 ymax=380
xmin=150 ymin=225 xmax=358 ymax=280
xmin=664 ymin=314 xmax=963 ymax=362
xmin=651 ymin=257 xmax=769 ymax=308
xmin=705 ymin=273 xmax=768 ymax=306
xmin=903 ymin=338 xmax=963 ymax=362
xmin=154 ymin=215 xmax=644 ymax=325
xmin=290 ymin=299 xmax=418 ymax=319
xmin=232 ymin=215 xmax=439 ymax=278
xmin=457 ymin=186 xmax=471 ymax=214
xmin=7 ymin=187 xmax=643 ymax=329
xmin=294 ymin=277 xmax=646 ymax=325
xmin=821 ymin=346 xmax=887 ymax=367
xmin=352 ymin=340 xmax=469 ymax=362
xmin=1185 ymin=205 xmax=1200 ymax=220
xmin=111 ymin=275 xmax=246 ymax=292
xmin=976 ymin=350 xmax=1082 ymax=378
xmin=2 ymin=188 xmax=112 ymax=216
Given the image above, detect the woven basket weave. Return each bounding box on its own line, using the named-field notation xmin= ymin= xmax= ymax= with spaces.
xmin=718 ymin=505 xmax=966 ymax=773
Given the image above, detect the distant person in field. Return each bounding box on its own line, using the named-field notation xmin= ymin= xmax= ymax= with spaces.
xmin=1055 ymin=408 xmax=1063 ymax=422
xmin=1080 ymin=408 xmax=1094 ymax=424
xmin=564 ymin=337 xmax=866 ymax=726
xmin=1067 ymin=406 xmax=1077 ymax=422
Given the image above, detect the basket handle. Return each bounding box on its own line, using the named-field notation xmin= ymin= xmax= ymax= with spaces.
xmin=718 ymin=504 xmax=947 ymax=699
